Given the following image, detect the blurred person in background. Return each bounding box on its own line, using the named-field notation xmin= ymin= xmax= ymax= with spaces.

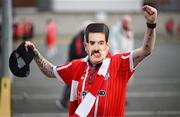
xmin=109 ymin=15 xmax=134 ymax=105
xmin=109 ymin=15 xmax=134 ymax=54
xmin=165 ymin=18 xmax=174 ymax=36
xmin=13 ymin=20 xmax=20 ymax=41
xmin=176 ymin=22 xmax=180 ymax=36
xmin=95 ymin=11 xmax=108 ymax=23
xmin=24 ymin=5 xmax=157 ymax=117
xmin=56 ymin=21 xmax=92 ymax=110
xmin=22 ymin=19 xmax=34 ymax=41
xmin=45 ymin=19 xmax=58 ymax=59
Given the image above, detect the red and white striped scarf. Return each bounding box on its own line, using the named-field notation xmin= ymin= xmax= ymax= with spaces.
xmin=69 ymin=57 xmax=111 ymax=117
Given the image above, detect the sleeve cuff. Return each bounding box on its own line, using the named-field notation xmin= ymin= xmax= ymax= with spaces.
xmin=129 ymin=51 xmax=136 ymax=72
xmin=53 ymin=66 xmax=65 ymax=84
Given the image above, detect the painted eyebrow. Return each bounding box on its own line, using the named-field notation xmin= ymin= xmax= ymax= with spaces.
xmin=89 ymin=41 xmax=95 ymax=44
xmin=89 ymin=40 xmax=104 ymax=43
xmin=99 ymin=40 xmax=104 ymax=43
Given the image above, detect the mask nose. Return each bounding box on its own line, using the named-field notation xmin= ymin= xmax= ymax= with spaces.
xmin=94 ymin=43 xmax=100 ymax=51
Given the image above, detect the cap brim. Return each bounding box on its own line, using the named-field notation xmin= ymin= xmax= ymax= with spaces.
xmin=9 ymin=50 xmax=30 ymax=77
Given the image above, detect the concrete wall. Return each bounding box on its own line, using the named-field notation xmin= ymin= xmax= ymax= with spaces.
xmin=51 ymin=0 xmax=142 ymax=13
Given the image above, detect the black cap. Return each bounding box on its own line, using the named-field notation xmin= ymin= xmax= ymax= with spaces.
xmin=9 ymin=42 xmax=35 ymax=77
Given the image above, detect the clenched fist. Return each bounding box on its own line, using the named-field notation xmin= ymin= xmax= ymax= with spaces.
xmin=143 ymin=5 xmax=157 ymax=24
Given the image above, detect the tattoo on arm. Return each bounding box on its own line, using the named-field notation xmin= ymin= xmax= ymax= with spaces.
xmin=143 ymin=29 xmax=155 ymax=55
xmin=34 ymin=53 xmax=55 ymax=78
xmin=148 ymin=29 xmax=153 ymax=37
xmin=133 ymin=29 xmax=156 ymax=67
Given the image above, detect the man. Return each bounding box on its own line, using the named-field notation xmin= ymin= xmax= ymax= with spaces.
xmin=25 ymin=5 xmax=157 ymax=116
xmin=165 ymin=18 xmax=174 ymax=35
xmin=45 ymin=19 xmax=58 ymax=58
xmin=109 ymin=15 xmax=134 ymax=54
xmin=22 ymin=19 xmax=34 ymax=41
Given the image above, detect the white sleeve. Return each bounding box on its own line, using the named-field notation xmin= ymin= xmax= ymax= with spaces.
xmin=129 ymin=51 xmax=136 ymax=72
xmin=53 ymin=66 xmax=65 ymax=84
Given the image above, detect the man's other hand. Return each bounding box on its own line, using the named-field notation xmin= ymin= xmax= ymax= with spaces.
xmin=143 ymin=5 xmax=157 ymax=24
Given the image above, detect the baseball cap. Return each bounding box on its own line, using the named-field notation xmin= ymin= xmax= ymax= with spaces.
xmin=9 ymin=41 xmax=35 ymax=77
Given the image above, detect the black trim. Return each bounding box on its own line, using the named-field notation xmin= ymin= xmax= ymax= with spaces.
xmin=146 ymin=23 xmax=156 ymax=29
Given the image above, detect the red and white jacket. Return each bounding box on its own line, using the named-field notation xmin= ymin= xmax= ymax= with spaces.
xmin=53 ymin=52 xmax=135 ymax=117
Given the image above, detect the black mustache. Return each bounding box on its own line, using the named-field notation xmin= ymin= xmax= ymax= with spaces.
xmin=91 ymin=51 xmax=100 ymax=56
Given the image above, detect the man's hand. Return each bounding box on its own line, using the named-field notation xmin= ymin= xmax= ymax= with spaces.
xmin=24 ymin=41 xmax=39 ymax=57
xmin=143 ymin=5 xmax=157 ymax=24
xmin=24 ymin=41 xmax=36 ymax=52
xmin=25 ymin=41 xmax=55 ymax=78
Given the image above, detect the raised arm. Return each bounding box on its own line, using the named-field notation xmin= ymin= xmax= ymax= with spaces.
xmin=25 ymin=41 xmax=56 ymax=78
xmin=133 ymin=5 xmax=157 ymax=67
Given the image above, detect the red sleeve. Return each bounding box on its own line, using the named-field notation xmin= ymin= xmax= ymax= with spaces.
xmin=54 ymin=61 xmax=73 ymax=86
xmin=113 ymin=52 xmax=135 ymax=81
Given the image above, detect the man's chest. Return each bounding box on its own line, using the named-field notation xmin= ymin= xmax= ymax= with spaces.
xmin=75 ymin=66 xmax=117 ymax=103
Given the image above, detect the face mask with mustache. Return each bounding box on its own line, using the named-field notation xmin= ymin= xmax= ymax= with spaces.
xmin=91 ymin=50 xmax=100 ymax=56
xmin=89 ymin=45 xmax=109 ymax=64
xmin=90 ymin=50 xmax=106 ymax=64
